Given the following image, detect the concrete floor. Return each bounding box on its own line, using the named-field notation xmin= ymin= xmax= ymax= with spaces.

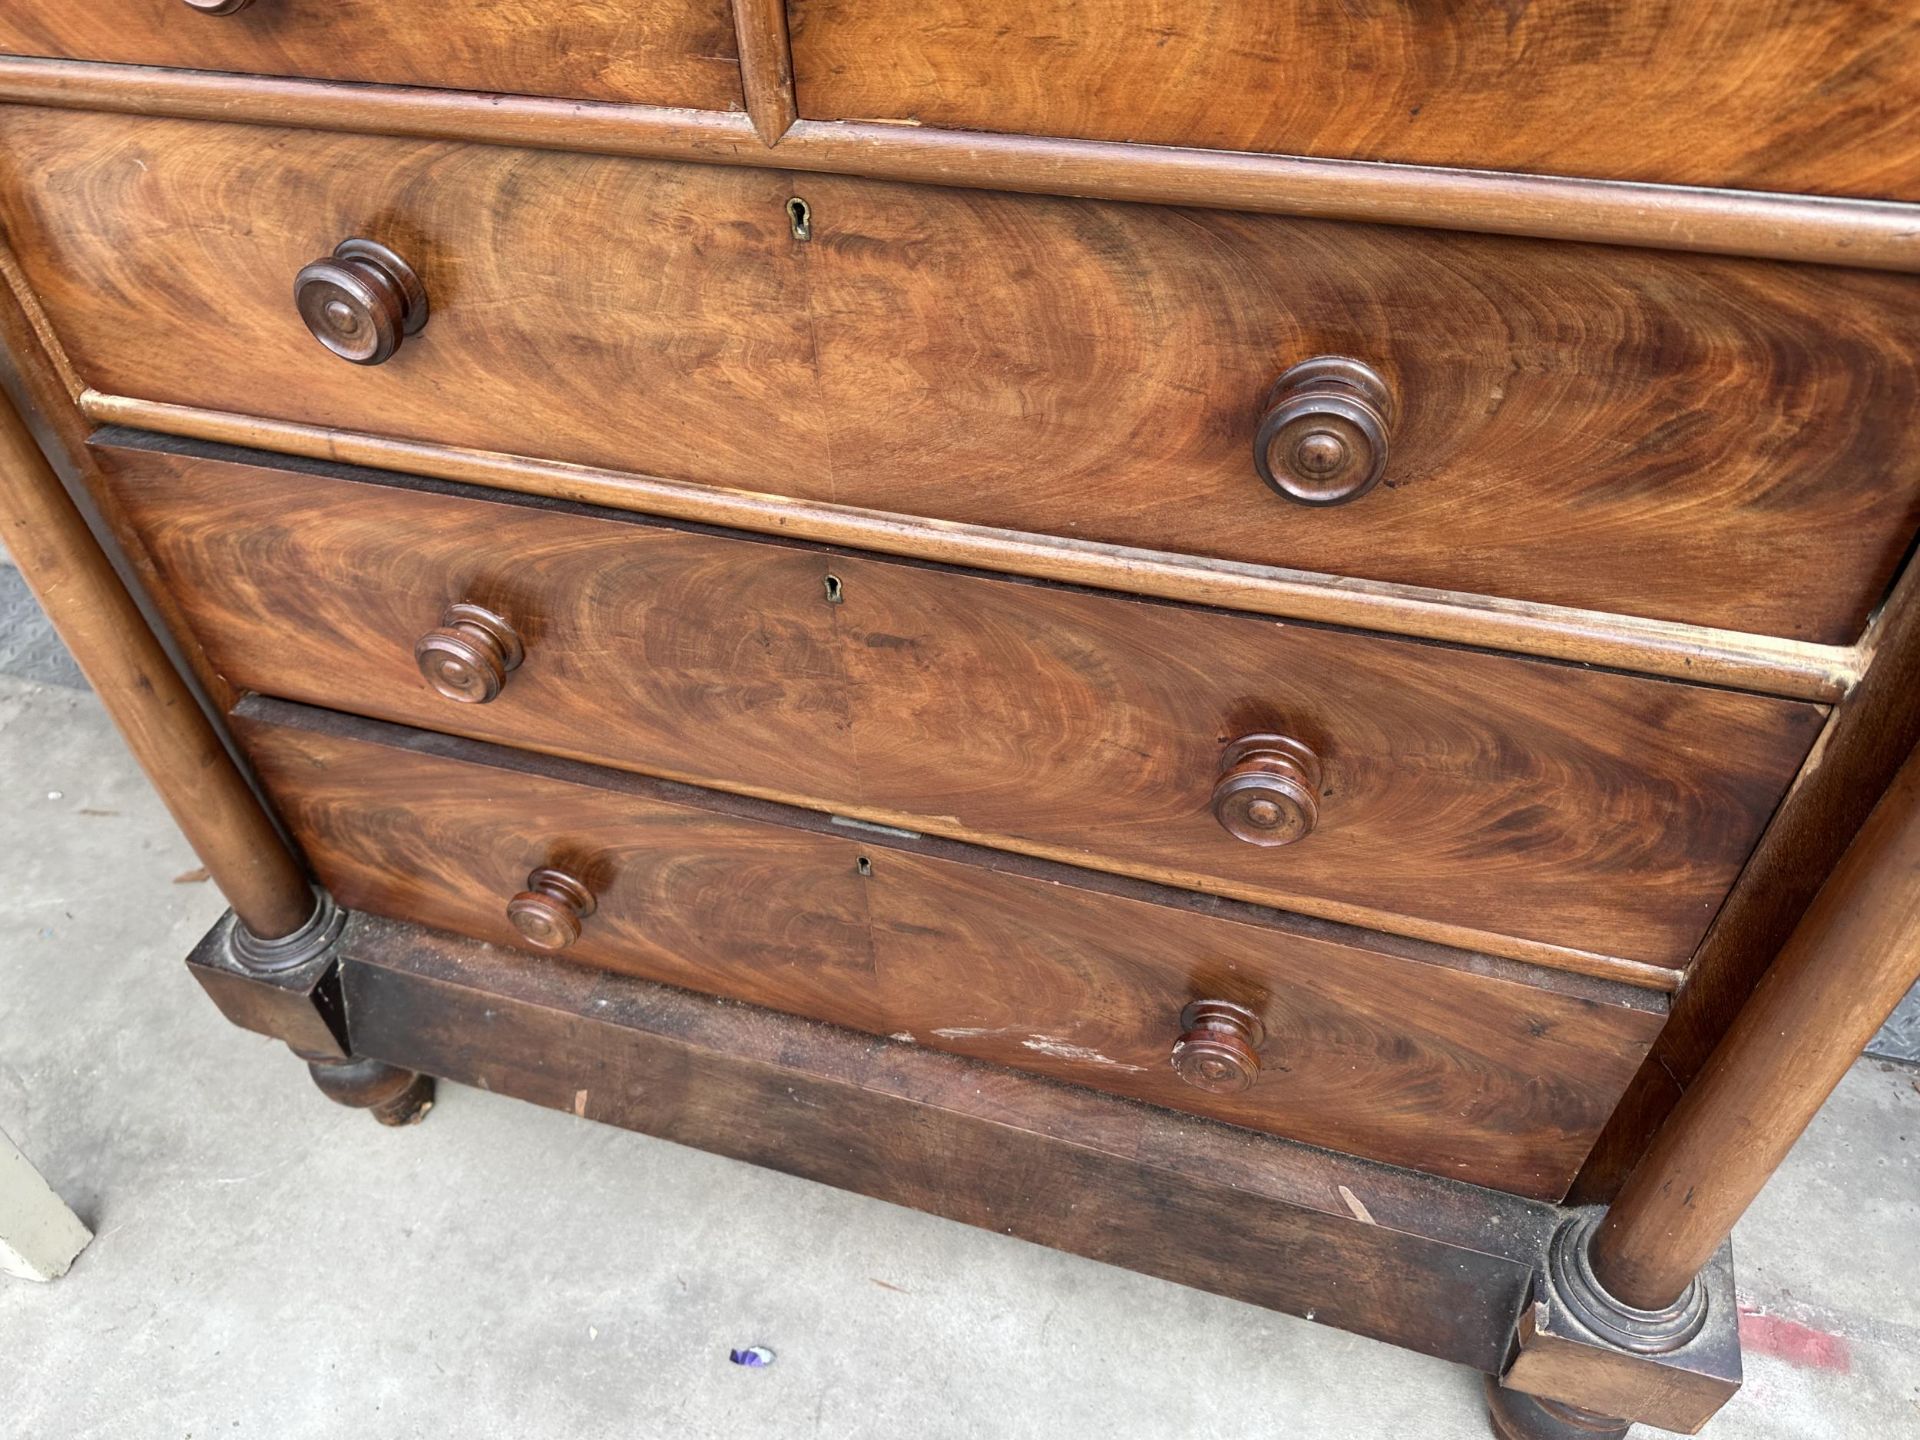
xmin=1 ymin=673 xmax=1917 ymax=1437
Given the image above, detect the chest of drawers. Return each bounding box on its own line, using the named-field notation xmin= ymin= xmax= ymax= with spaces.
xmin=1 ymin=6 xmax=1917 ymax=1436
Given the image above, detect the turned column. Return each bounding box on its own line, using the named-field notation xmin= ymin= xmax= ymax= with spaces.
xmin=1492 ymin=739 xmax=1920 ymax=1438
xmin=0 ymin=384 xmax=317 ymax=944
xmin=1588 ymin=737 xmax=1920 ymax=1308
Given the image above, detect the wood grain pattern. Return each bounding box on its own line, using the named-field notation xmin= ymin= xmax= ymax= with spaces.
xmin=0 ymin=389 xmax=314 ymax=940
xmin=81 ymin=399 xmax=1862 ymax=702
xmin=0 ymin=223 xmax=242 ymax=719
xmin=827 ymin=546 xmax=1821 ymax=971
xmin=336 ymin=914 xmax=1562 ymax=1371
xmin=0 ymin=109 xmax=824 ymax=497
xmin=0 ymin=0 xmax=744 ymax=111
xmin=235 ymin=697 xmax=1667 ymax=1200
xmin=730 ymin=0 xmax=796 ymax=143
xmin=1591 ymin=739 xmax=1920 ymax=1308
xmin=794 ymin=172 xmax=1920 ymax=644
xmin=4 ymin=60 xmax=1918 ymax=275
xmin=9 ymin=106 xmax=1919 ymax=642
xmin=1570 ymin=553 xmax=1920 ymax=1201
xmin=789 ymin=0 xmax=1920 ymax=200
xmin=95 ymin=442 xmax=1827 ymax=972
xmin=92 ymin=445 xmax=858 ymax=800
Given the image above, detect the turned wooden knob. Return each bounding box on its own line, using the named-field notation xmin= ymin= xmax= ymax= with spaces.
xmin=507 ymin=868 xmax=596 ymax=951
xmin=1171 ymin=1000 xmax=1267 ymax=1095
xmin=414 ymin=603 xmax=523 ymax=704
xmin=182 ymin=0 xmax=255 ymax=12
xmin=294 ymin=238 xmax=428 ymax=365
xmin=1212 ymin=733 xmax=1323 ymax=846
xmin=1253 ymin=356 xmax=1395 ymax=506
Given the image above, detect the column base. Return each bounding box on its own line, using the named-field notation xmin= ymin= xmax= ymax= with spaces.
xmin=189 ymin=905 xmax=351 ymax=1061
xmin=1499 ymin=1211 xmax=1741 ymax=1434
xmin=1549 ymin=1211 xmax=1707 ymax=1355
xmin=229 ymin=887 xmax=346 ymax=974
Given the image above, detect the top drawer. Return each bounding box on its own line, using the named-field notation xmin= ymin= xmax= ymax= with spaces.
xmin=0 ymin=0 xmax=744 ymax=111
xmin=6 ymin=108 xmax=1918 ymax=645
xmin=789 ymin=0 xmax=1920 ymax=200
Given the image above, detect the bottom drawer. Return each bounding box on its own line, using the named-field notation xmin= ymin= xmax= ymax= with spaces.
xmin=234 ymin=698 xmax=1664 ymax=1200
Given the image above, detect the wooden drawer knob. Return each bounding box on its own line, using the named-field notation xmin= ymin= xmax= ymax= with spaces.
xmin=1253 ymin=357 xmax=1395 ymax=506
xmin=1171 ymin=1000 xmax=1266 ymax=1095
xmin=507 ymin=867 xmax=596 ymax=951
xmin=182 ymin=0 xmax=255 ymax=11
xmin=414 ymin=603 xmax=523 ymax=705
xmin=1212 ymin=733 xmax=1322 ymax=846
xmin=294 ymin=238 xmax=428 ymax=365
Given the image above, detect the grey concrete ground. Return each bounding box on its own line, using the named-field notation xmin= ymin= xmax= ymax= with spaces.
xmin=0 ymin=633 xmax=1916 ymax=1436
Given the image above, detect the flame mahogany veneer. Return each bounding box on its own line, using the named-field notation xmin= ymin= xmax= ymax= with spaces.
xmin=90 ymin=440 xmax=1824 ymax=979
xmin=227 ymin=695 xmax=1668 ymax=1201
xmin=2 ymin=106 xmax=1917 ymax=641
xmin=0 ymin=0 xmax=744 ymax=110
xmin=3 ymin=7 xmax=1916 ymax=1435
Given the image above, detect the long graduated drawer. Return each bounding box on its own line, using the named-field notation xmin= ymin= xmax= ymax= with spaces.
xmin=94 ymin=437 xmax=1825 ymax=977
xmin=6 ymin=105 xmax=1918 ymax=641
xmin=231 ymin=695 xmax=1669 ymax=1202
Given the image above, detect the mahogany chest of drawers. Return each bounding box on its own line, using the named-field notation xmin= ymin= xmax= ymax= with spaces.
xmin=2 ymin=5 xmax=1917 ymax=1436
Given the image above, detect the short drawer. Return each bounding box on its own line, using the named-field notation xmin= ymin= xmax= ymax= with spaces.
xmin=790 ymin=0 xmax=1920 ymax=199
xmin=233 ymin=696 xmax=1669 ymax=1201
xmin=8 ymin=108 xmax=1919 ymax=641
xmin=0 ymin=0 xmax=743 ymax=111
xmin=96 ymin=439 xmax=1825 ymax=975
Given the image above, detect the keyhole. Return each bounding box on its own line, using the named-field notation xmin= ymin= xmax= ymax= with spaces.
xmin=856 ymin=856 xmax=873 ymax=877
xmin=787 ymin=197 xmax=812 ymax=242
xmin=824 ymin=573 xmax=844 ymax=604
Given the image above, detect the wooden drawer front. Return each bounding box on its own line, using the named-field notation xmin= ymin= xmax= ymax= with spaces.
xmin=796 ymin=177 xmax=1918 ymax=645
xmin=8 ymin=110 xmax=1919 ymax=643
xmin=98 ymin=442 xmax=1825 ymax=973
xmin=0 ymin=1 xmax=743 ymax=111
xmin=789 ymin=0 xmax=1920 ymax=200
xmin=234 ymin=697 xmax=1668 ymax=1201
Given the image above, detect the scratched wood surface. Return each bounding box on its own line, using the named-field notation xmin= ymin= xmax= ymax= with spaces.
xmin=0 ymin=0 xmax=743 ymax=111
xmin=788 ymin=0 xmax=1920 ymax=199
xmin=341 ymin=919 xmax=1562 ymax=1368
xmin=97 ymin=443 xmax=1826 ymax=973
xmin=237 ymin=697 xmax=1666 ymax=1200
xmin=8 ymin=107 xmax=1919 ymax=641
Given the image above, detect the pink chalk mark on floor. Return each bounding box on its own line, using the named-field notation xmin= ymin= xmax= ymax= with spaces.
xmin=1738 ymin=1305 xmax=1852 ymax=1374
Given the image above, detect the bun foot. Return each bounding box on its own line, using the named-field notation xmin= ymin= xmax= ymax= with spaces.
xmin=304 ymin=1055 xmax=436 ymax=1126
xmin=1485 ymin=1376 xmax=1630 ymax=1440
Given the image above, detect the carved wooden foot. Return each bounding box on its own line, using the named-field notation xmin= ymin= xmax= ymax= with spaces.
xmin=1485 ymin=1376 xmax=1628 ymax=1440
xmin=303 ymin=1055 xmax=436 ymax=1126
